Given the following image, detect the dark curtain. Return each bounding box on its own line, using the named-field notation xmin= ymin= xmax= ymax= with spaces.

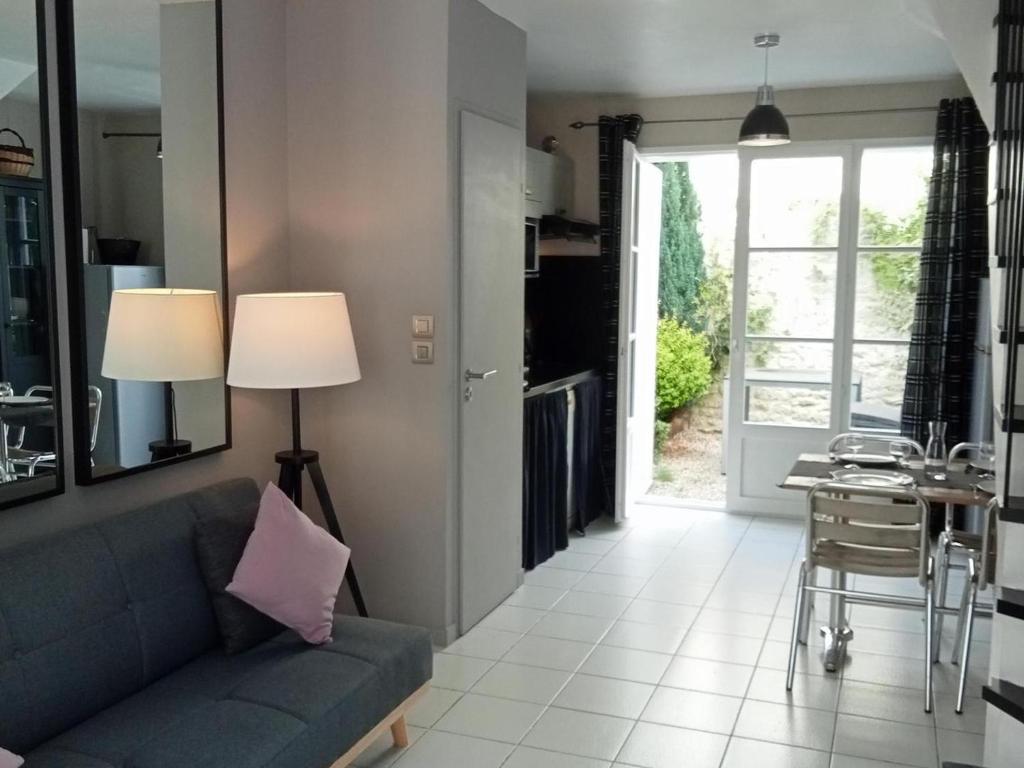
xmin=522 ymin=390 xmax=569 ymax=569
xmin=572 ymin=378 xmax=606 ymax=531
xmin=901 ymin=98 xmax=989 ymax=448
xmin=598 ymin=114 xmax=644 ymax=509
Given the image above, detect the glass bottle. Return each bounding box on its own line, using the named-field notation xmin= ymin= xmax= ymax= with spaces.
xmin=925 ymin=420 xmax=948 ymax=481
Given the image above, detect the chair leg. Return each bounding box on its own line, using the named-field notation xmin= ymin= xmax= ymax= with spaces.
xmin=951 ymin=566 xmax=971 ymax=666
xmin=923 ymin=557 xmax=934 ymax=714
xmin=787 ymin=561 xmax=808 ymax=691
xmin=933 ymin=533 xmax=950 ymax=663
xmin=956 ymin=560 xmax=979 ymax=715
xmin=797 ymin=565 xmax=814 ymax=645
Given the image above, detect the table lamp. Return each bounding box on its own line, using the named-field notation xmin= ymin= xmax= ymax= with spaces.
xmin=102 ymin=288 xmax=224 ymax=461
xmin=226 ymin=292 xmax=367 ymax=617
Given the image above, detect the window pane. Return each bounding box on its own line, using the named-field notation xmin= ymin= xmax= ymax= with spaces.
xmin=858 ymin=147 xmax=931 ymax=246
xmin=854 ymin=252 xmax=920 ymax=340
xmin=850 ymin=343 xmax=909 ymax=432
xmin=744 ymin=341 xmax=832 ymax=426
xmin=747 ymin=251 xmax=836 ymax=338
xmin=750 ymin=157 xmax=844 ymax=247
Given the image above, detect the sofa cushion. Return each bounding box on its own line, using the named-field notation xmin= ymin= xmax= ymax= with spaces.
xmin=22 ymin=614 xmax=433 ymax=768
xmin=0 ymin=479 xmax=260 ymax=755
xmin=193 ymin=489 xmax=284 ymax=654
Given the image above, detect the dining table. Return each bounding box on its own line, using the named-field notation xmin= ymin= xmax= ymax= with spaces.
xmin=780 ymin=452 xmax=995 ymax=672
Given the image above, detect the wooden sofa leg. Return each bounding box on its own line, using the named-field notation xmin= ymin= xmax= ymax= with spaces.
xmin=390 ymin=715 xmax=409 ymax=748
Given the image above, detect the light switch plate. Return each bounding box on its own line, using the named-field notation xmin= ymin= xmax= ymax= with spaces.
xmin=412 ymin=315 xmax=435 ymax=339
xmin=412 ymin=341 xmax=434 ymax=364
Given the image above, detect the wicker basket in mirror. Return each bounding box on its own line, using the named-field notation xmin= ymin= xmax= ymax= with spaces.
xmin=0 ymin=128 xmax=34 ymax=178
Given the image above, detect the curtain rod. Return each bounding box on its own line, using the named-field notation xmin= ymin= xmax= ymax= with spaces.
xmin=102 ymin=132 xmax=161 ymax=139
xmin=568 ymin=105 xmax=938 ymax=130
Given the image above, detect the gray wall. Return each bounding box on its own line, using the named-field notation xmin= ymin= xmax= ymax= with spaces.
xmin=285 ymin=0 xmax=455 ymax=640
xmin=0 ymin=0 xmax=291 ymax=547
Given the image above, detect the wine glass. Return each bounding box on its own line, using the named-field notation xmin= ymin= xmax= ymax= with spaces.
xmin=845 ymin=435 xmax=864 ymax=462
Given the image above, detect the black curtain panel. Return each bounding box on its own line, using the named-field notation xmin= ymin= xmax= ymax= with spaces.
xmin=571 ymin=378 xmax=607 ymax=532
xmin=522 ymin=390 xmax=569 ymax=570
xmin=901 ymin=98 xmax=989 ymax=448
xmin=598 ymin=114 xmax=644 ymax=510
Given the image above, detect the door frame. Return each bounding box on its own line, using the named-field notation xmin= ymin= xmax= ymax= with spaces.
xmin=635 ymin=145 xmax=740 ymax=512
xmin=726 ymin=138 xmax=931 ymax=516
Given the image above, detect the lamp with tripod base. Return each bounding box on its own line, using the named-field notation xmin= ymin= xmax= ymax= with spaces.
xmin=227 ymin=292 xmax=368 ymax=617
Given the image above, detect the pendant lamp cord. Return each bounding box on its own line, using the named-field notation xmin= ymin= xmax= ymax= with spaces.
xmin=763 ymin=44 xmax=770 ymax=87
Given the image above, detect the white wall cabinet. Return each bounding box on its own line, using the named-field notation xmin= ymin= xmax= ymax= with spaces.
xmin=525 ymin=147 xmax=573 ymax=219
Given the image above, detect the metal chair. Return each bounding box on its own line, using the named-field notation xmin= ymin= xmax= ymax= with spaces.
xmin=827 ymin=432 xmax=925 ymax=459
xmin=950 ymin=497 xmax=998 ymax=714
xmin=787 ymin=481 xmax=936 ymax=712
xmin=933 ymin=441 xmax=995 ymax=662
xmin=8 ymin=386 xmax=103 ymax=475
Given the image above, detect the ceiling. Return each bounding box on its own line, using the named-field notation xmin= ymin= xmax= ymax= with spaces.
xmin=479 ymin=0 xmax=960 ymax=97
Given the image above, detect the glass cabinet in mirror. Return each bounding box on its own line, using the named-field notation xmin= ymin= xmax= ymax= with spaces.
xmin=0 ymin=0 xmax=63 ymax=508
xmin=58 ymin=0 xmax=229 ymax=484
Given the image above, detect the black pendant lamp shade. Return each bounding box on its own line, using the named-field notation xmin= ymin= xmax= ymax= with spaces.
xmin=739 ymin=34 xmax=791 ymax=147
xmin=739 ymin=85 xmax=790 ymax=146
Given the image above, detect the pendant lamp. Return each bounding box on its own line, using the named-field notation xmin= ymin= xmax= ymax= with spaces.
xmin=738 ymin=33 xmax=791 ymax=147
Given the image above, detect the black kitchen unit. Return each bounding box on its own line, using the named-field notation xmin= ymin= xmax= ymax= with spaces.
xmin=522 ymin=243 xmax=606 ymax=570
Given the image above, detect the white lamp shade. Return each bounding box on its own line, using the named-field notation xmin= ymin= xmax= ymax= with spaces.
xmin=102 ymin=289 xmax=225 ymax=382
xmin=227 ymin=292 xmax=361 ymax=390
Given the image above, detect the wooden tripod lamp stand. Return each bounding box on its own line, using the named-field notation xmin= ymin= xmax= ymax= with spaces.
xmin=227 ymin=292 xmax=368 ymax=617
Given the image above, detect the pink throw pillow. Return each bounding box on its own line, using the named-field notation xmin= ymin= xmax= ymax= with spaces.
xmin=227 ymin=483 xmax=351 ymax=644
xmin=0 ymin=748 xmax=23 ymax=768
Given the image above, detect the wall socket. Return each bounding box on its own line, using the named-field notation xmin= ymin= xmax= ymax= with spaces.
xmin=412 ymin=340 xmax=434 ymax=364
xmin=412 ymin=315 xmax=435 ymax=338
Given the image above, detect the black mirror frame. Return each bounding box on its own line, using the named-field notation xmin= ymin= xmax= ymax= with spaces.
xmin=55 ymin=0 xmax=231 ymax=486
xmin=0 ymin=0 xmax=65 ymax=510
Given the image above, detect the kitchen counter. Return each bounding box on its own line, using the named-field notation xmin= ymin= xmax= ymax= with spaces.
xmin=524 ymin=368 xmax=600 ymax=399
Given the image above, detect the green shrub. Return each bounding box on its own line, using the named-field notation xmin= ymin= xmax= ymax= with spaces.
xmin=654 ymin=419 xmax=671 ymax=455
xmin=656 ymin=317 xmax=712 ymax=420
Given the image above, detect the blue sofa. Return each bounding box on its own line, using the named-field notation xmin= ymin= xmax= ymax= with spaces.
xmin=0 ymin=479 xmax=432 ymax=768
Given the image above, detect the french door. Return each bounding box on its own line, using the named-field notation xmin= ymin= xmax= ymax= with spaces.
xmin=726 ymin=141 xmax=927 ymax=515
xmin=615 ymin=142 xmax=663 ymax=521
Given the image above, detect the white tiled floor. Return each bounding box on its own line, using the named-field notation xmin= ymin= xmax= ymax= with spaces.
xmin=356 ymin=506 xmax=990 ymax=768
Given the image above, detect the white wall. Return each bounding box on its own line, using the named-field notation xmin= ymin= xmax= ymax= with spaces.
xmin=528 ymin=77 xmax=969 ymax=223
xmin=926 ymin=0 xmax=998 ymax=129
xmin=0 ymin=0 xmax=290 ymax=545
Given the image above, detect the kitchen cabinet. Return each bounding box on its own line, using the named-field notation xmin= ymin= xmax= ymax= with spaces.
xmin=0 ymin=175 xmax=52 ymax=394
xmin=525 ymin=147 xmax=573 ymax=219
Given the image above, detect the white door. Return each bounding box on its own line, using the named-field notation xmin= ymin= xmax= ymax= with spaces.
xmin=615 ymin=143 xmax=663 ymax=520
xmin=727 ymin=145 xmax=853 ymax=515
xmin=458 ymin=111 xmax=524 ymax=633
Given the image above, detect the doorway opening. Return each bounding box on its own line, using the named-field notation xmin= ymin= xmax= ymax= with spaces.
xmin=642 ymin=151 xmax=739 ymax=508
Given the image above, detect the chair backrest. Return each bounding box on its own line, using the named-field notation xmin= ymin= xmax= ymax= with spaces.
xmin=87 ymin=385 xmax=103 ymax=451
xmin=806 ymin=481 xmax=931 ymax=585
xmin=828 ymin=432 xmax=924 ymax=458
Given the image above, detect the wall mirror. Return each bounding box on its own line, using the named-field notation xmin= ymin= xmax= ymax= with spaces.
xmin=0 ymin=0 xmax=63 ymax=508
xmin=58 ymin=0 xmax=229 ymax=485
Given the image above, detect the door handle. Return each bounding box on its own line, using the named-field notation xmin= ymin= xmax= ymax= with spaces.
xmin=465 ymin=368 xmax=498 ymax=382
